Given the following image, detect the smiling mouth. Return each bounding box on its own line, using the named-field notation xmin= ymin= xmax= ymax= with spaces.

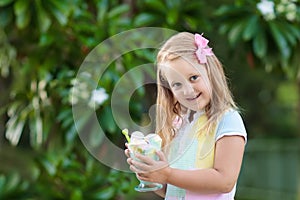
xmin=186 ymin=93 xmax=201 ymax=101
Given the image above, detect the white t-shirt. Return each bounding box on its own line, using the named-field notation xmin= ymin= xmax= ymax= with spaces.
xmin=165 ymin=109 xmax=247 ymax=200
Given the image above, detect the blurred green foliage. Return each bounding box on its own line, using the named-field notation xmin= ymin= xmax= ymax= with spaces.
xmin=0 ymin=0 xmax=299 ymax=199
xmin=216 ymin=0 xmax=300 ymax=78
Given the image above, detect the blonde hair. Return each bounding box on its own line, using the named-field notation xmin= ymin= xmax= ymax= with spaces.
xmin=155 ymin=32 xmax=237 ymax=150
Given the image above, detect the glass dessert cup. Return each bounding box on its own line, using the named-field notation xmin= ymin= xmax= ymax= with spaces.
xmin=129 ymin=143 xmax=163 ymax=192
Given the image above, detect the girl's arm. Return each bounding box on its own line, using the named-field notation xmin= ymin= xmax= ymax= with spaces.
xmin=131 ymin=135 xmax=245 ymax=194
xmin=166 ymin=136 xmax=245 ymax=193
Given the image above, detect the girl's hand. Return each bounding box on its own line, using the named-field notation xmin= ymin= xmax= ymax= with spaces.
xmin=124 ymin=143 xmax=131 ymax=158
xmin=127 ymin=150 xmax=171 ymax=184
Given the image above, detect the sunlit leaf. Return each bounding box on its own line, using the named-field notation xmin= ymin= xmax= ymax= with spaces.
xmin=96 ymin=0 xmax=109 ymax=22
xmin=39 ymin=33 xmax=55 ymax=46
xmin=108 ymin=4 xmax=130 ymax=19
xmin=36 ymin=0 xmax=51 ymax=32
xmin=48 ymin=0 xmax=70 ymax=25
xmin=40 ymin=156 xmax=57 ymax=176
xmin=133 ymin=13 xmax=159 ymax=27
xmin=93 ymin=187 xmax=115 ymax=199
xmin=14 ymin=0 xmax=30 ymax=29
xmin=166 ymin=9 xmax=178 ymax=25
xmin=5 ymin=114 xmax=26 ymax=146
xmin=71 ymin=189 xmax=82 ymax=200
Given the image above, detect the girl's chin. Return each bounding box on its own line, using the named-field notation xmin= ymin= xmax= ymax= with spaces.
xmin=183 ymin=104 xmax=206 ymax=112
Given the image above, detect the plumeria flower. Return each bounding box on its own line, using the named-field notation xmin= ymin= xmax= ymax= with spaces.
xmin=257 ymin=0 xmax=276 ymax=20
xmin=276 ymin=0 xmax=297 ymax=21
xmin=89 ymin=87 xmax=109 ymax=108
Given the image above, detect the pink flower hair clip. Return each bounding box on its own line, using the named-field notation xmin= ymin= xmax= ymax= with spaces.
xmin=194 ymin=33 xmax=214 ymax=64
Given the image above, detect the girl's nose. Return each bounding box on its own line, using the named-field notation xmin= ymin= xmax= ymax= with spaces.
xmin=183 ymin=83 xmax=194 ymax=95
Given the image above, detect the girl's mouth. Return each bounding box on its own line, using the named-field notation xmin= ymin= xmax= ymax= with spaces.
xmin=186 ymin=93 xmax=201 ymax=101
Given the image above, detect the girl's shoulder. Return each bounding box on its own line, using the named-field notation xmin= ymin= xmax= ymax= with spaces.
xmin=215 ymin=109 xmax=247 ymax=142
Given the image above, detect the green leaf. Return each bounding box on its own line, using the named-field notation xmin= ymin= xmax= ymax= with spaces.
xmin=183 ymin=15 xmax=198 ymax=30
xmin=5 ymin=173 xmax=20 ymax=193
xmin=166 ymin=0 xmax=181 ymax=9
xmin=14 ymin=0 xmax=30 ymax=29
xmin=219 ymin=23 xmax=232 ymax=35
xmin=40 ymin=157 xmax=57 ymax=176
xmin=48 ymin=0 xmax=70 ymax=25
xmin=5 ymin=114 xmax=26 ymax=146
xmin=280 ymin=23 xmax=300 ymax=46
xmin=133 ymin=13 xmax=159 ymax=27
xmin=71 ymin=189 xmax=82 ymax=200
xmin=253 ymin=30 xmax=267 ymax=58
xmin=99 ymin=106 xmax=116 ymax=133
xmin=0 ymin=8 xmax=13 ymax=27
xmin=214 ymin=5 xmax=246 ymax=17
xmin=96 ymin=0 xmax=109 ymax=22
xmin=166 ymin=8 xmax=178 ymax=25
xmin=285 ymin=23 xmax=300 ymax=39
xmin=0 ymin=0 xmax=13 ymax=6
xmin=243 ymin=15 xmax=259 ymax=40
xmin=108 ymin=4 xmax=130 ymax=19
xmin=89 ymin=122 xmax=104 ymax=147
xmin=183 ymin=1 xmax=203 ymax=12
xmin=269 ymin=21 xmax=291 ymax=59
xmin=228 ymin=20 xmax=246 ymax=46
xmin=39 ymin=33 xmax=54 ymax=46
xmin=144 ymin=0 xmax=166 ymax=13
xmin=93 ymin=187 xmax=115 ymax=199
xmin=36 ymin=0 xmax=52 ymax=32
xmin=0 ymin=175 xmax=5 ymax=194
xmin=128 ymin=66 xmax=144 ymax=94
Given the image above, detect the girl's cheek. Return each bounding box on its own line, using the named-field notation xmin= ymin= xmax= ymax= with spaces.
xmin=173 ymin=93 xmax=181 ymax=101
xmin=172 ymin=88 xmax=183 ymax=96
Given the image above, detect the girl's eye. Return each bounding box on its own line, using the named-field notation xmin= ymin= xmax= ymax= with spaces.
xmin=190 ymin=75 xmax=199 ymax=82
xmin=172 ymin=82 xmax=182 ymax=89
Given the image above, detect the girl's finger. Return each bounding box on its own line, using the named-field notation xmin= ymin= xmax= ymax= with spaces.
xmin=137 ymin=173 xmax=148 ymax=181
xmin=135 ymin=153 xmax=153 ymax=165
xmin=130 ymin=165 xmax=144 ymax=174
xmin=156 ymin=150 xmax=166 ymax=161
xmin=124 ymin=149 xmax=130 ymax=158
xmin=127 ymin=157 xmax=132 ymax=165
xmin=131 ymin=159 xmax=151 ymax=172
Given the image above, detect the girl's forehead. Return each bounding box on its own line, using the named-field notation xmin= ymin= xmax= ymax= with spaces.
xmin=160 ymin=58 xmax=206 ymax=77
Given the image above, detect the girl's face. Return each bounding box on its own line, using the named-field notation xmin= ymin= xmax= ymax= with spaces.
xmin=162 ymin=57 xmax=211 ymax=112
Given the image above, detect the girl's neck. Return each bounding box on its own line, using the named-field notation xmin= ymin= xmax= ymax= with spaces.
xmin=182 ymin=109 xmax=205 ymax=123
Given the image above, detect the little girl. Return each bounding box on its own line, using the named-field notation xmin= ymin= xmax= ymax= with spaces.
xmin=125 ymin=32 xmax=247 ymax=200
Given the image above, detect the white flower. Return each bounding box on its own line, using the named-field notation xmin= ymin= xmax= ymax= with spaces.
xmin=286 ymin=2 xmax=297 ymax=12
xmin=90 ymin=88 xmax=109 ymax=105
xmin=276 ymin=0 xmax=297 ymax=21
xmin=276 ymin=4 xmax=285 ymax=13
xmin=286 ymin=12 xmax=296 ymax=21
xmin=257 ymin=0 xmax=276 ymax=20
